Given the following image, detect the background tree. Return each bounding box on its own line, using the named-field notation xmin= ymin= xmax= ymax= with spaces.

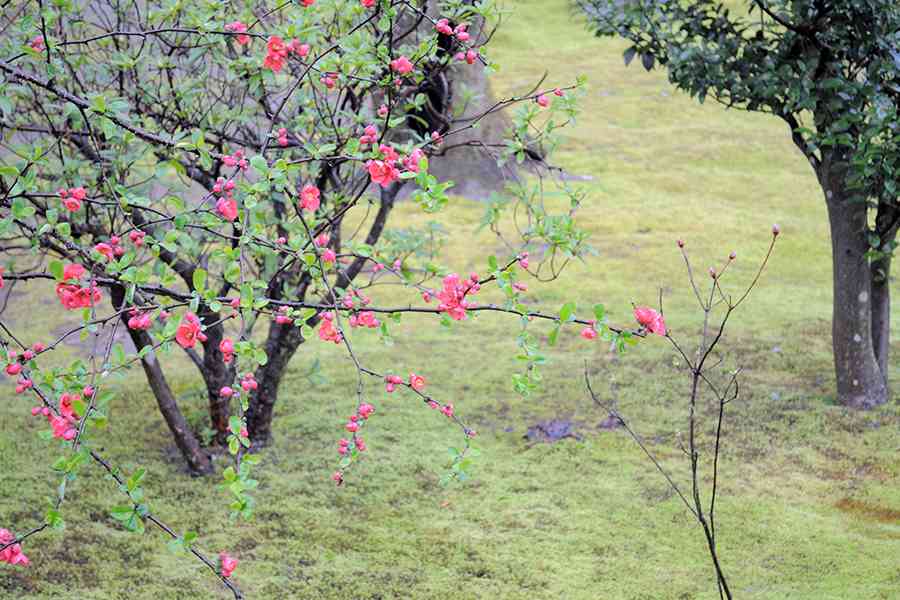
xmin=577 ymin=0 xmax=900 ymax=407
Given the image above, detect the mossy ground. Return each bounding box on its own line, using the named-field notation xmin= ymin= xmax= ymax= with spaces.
xmin=1 ymin=1 xmax=898 ymax=598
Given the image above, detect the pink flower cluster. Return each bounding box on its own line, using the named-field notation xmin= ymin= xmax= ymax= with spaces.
xmin=274 ymin=306 xmax=293 ymax=325
xmin=55 ymin=268 xmax=102 ymax=310
xmin=384 ymin=372 xmax=426 ymax=393
xmin=220 ymin=337 xmax=235 ymax=363
xmin=425 ymin=273 xmax=480 ymax=321
xmin=224 ymin=21 xmax=250 ymax=45
xmin=321 ymin=72 xmax=337 ymax=89
xmin=219 ymin=552 xmax=238 ymax=578
xmin=390 ymin=56 xmax=414 ymax=75
xmin=56 ymin=283 xmax=103 ymax=310
xmin=318 ymin=312 xmax=342 ymax=344
xmin=263 ymin=36 xmax=309 ymax=72
xmin=0 ymin=529 xmax=29 ymax=566
xmin=348 ymin=311 xmax=379 ymax=329
xmin=239 ymin=373 xmax=258 ymax=393
xmin=435 ymin=20 xmax=470 ymax=42
xmin=340 ymin=402 xmax=375 ymax=454
xmin=455 ymin=49 xmax=479 ymax=65
xmin=384 ymin=374 xmax=403 ymax=393
xmin=127 ymin=309 xmax=153 ymax=331
xmin=30 ymin=392 xmax=81 ymax=441
xmin=213 ymin=176 xmax=238 ymax=222
xmin=222 ymin=150 xmax=248 ymax=170
xmin=633 ymin=306 xmax=667 ymax=336
xmin=57 ymin=187 xmax=86 ymax=212
xmin=94 ymin=235 xmax=126 ymax=261
xmin=359 ymin=124 xmax=378 ymax=146
xmin=299 ymin=184 xmax=320 ymax=212
xmin=175 ymin=312 xmax=207 ymax=348
xmin=276 ymin=127 xmax=289 ymax=147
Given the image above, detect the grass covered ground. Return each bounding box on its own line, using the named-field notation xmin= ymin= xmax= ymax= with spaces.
xmin=2 ymin=0 xmax=899 ymax=598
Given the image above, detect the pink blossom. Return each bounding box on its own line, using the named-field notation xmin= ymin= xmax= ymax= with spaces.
xmin=436 ymin=273 xmax=478 ymax=321
xmin=30 ymin=36 xmax=45 ymax=52
xmin=536 ymin=94 xmax=550 ymax=108
xmin=127 ymin=312 xmax=152 ymax=331
xmin=264 ymin=36 xmax=288 ymax=72
xmin=220 ymin=337 xmax=235 ymax=363
xmin=287 ymin=39 xmax=310 ymax=57
xmin=62 ymin=263 xmax=85 ymax=281
xmin=580 ymin=327 xmax=597 ymax=340
xmin=55 ymin=283 xmax=101 ymax=310
xmin=224 ymin=21 xmax=250 ymax=45
xmin=633 ymin=306 xmax=667 ymax=336
xmin=361 ymin=0 xmax=375 ymax=7
xmin=219 ymin=552 xmax=238 ymax=578
xmin=403 ymin=148 xmax=426 ymax=173
xmin=435 ymin=19 xmax=453 ymax=35
xmin=175 ymin=312 xmax=207 ymax=348
xmin=318 ymin=313 xmax=343 ymax=344
xmin=390 ymin=56 xmax=414 ymax=74
xmin=299 ymin=184 xmax=321 ymax=211
xmin=240 ymin=374 xmax=258 ymax=392
xmin=384 ymin=374 xmax=402 ymax=393
xmin=367 ymin=160 xmax=400 ymax=188
xmin=61 ymin=196 xmax=81 ymax=211
xmin=0 ymin=529 xmax=29 ymax=566
xmin=409 ymin=373 xmax=425 ymax=391
xmin=274 ymin=306 xmax=292 ymax=325
xmin=322 ymin=249 xmax=336 ymax=263
xmin=216 ymin=197 xmax=238 ymax=221
xmin=95 ymin=243 xmax=115 ymax=261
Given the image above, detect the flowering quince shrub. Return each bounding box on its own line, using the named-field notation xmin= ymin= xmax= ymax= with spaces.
xmin=0 ymin=0 xmax=641 ymax=595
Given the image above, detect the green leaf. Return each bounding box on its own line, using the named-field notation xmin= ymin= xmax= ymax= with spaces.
xmin=559 ymin=302 xmax=576 ymax=323
xmin=548 ymin=324 xmax=560 ymax=346
xmin=49 ymin=260 xmax=64 ymax=281
xmin=229 ymin=416 xmax=242 ymax=434
xmin=192 ymin=268 xmax=207 ymax=292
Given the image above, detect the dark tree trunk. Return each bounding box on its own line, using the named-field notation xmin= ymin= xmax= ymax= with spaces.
xmin=871 ymin=204 xmax=898 ymax=391
xmin=245 ymin=323 xmax=304 ymax=446
xmin=871 ymin=253 xmax=892 ymax=389
xmin=110 ymin=287 xmax=213 ymax=475
xmin=820 ymin=162 xmax=889 ymax=408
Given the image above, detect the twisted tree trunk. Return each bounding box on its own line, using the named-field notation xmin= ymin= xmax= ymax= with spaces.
xmin=110 ymin=286 xmax=213 ymax=474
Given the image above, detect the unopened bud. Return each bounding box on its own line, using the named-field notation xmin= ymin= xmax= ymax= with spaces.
xmin=729 ymin=251 xmax=736 ymax=260
xmin=772 ymin=224 xmax=780 ymax=236
xmin=677 ymin=239 xmax=685 ymax=248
